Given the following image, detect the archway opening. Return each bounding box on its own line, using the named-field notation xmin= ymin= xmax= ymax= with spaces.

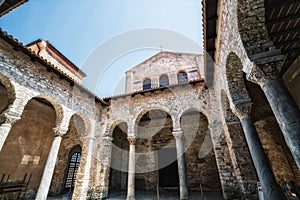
xmin=135 ymin=109 xmax=177 ymax=196
xmin=49 ymin=114 xmax=86 ymax=197
xmin=0 ymin=82 xmax=8 ymax=113
xmin=109 ymin=122 xmax=129 ymax=195
xmin=180 ymin=110 xmax=221 ymax=195
xmin=0 ymin=97 xmax=56 ymax=199
xmin=244 ymin=74 xmax=300 ymax=189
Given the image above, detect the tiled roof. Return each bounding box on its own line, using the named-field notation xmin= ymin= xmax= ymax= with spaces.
xmin=0 ymin=29 xmax=108 ymax=106
xmin=103 ymin=78 xmax=206 ymax=101
xmin=0 ymin=0 xmax=28 ymax=17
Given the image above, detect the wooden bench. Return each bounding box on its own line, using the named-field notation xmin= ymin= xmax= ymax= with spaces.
xmin=0 ymin=174 xmax=31 ymax=199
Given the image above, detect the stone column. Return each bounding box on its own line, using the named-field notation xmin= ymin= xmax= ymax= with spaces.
xmin=233 ymin=103 xmax=286 ymax=200
xmin=0 ymin=113 xmax=21 ymax=151
xmin=172 ymin=129 xmax=188 ymax=200
xmin=248 ymin=65 xmax=300 ymax=169
xmin=126 ymin=136 xmax=136 ymax=200
xmin=78 ymin=136 xmax=95 ymax=199
xmin=101 ymin=134 xmax=113 ymax=199
xmin=36 ymin=129 xmax=64 ymax=200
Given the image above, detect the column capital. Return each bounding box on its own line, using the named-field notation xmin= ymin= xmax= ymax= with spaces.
xmin=232 ymin=102 xmax=252 ymax=119
xmin=0 ymin=112 xmax=21 ymax=125
xmin=127 ymin=136 xmax=136 ymax=145
xmin=102 ymin=134 xmax=113 ymax=141
xmin=52 ymin=127 xmax=66 ymax=137
xmin=172 ymin=129 xmax=183 ymax=139
xmin=246 ymin=63 xmax=280 ymax=87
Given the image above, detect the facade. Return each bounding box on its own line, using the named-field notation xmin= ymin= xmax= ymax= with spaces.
xmin=0 ymin=0 xmax=299 ymax=200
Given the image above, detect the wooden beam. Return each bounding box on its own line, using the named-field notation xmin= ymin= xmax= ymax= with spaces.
xmin=275 ymin=38 xmax=300 ymax=46
xmin=267 ymin=0 xmax=299 ymax=9
xmin=268 ymin=12 xmax=300 ymax=26
xmin=269 ymin=26 xmax=300 ymax=37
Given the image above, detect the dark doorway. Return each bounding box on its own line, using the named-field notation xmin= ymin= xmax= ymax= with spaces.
xmin=63 ymin=145 xmax=81 ymax=193
xmin=109 ymin=123 xmax=129 ymax=193
xmin=158 ymin=148 xmax=179 ymax=188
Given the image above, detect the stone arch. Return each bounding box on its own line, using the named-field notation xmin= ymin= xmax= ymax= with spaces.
xmin=109 ymin=120 xmax=128 ymax=136
xmin=178 ymin=107 xmax=211 ymax=125
xmin=133 ymin=106 xmax=173 ymax=129
xmin=0 ymin=73 xmax=16 ymax=114
xmin=225 ymin=52 xmax=251 ymax=104
xmin=0 ymin=95 xmax=57 ymax=199
xmin=65 ymin=112 xmax=92 ymax=137
xmin=237 ymin=0 xmax=276 ymax=59
xmin=180 ymin=108 xmax=222 ymax=193
xmin=33 ymin=95 xmax=64 ymax=129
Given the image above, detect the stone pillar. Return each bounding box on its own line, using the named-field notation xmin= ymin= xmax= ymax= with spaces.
xmin=172 ymin=129 xmax=188 ymax=200
xmin=233 ymin=103 xmax=286 ymax=200
xmin=126 ymin=136 xmax=136 ymax=200
xmin=248 ymin=65 xmax=300 ymax=169
xmin=0 ymin=113 xmax=21 ymax=151
xmin=78 ymin=136 xmax=95 ymax=199
xmin=101 ymin=134 xmax=113 ymax=199
xmin=36 ymin=130 xmax=64 ymax=200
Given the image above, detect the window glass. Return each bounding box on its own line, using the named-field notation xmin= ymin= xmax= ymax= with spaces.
xmin=177 ymin=71 xmax=188 ymax=83
xmin=159 ymin=75 xmax=169 ymax=87
xmin=143 ymin=79 xmax=151 ymax=90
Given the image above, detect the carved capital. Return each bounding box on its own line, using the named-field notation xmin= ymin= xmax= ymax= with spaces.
xmin=232 ymin=102 xmax=252 ymax=119
xmin=52 ymin=127 xmax=67 ymax=137
xmin=102 ymin=134 xmax=113 ymax=141
xmin=0 ymin=112 xmax=21 ymax=125
xmin=247 ymin=62 xmax=280 ymax=87
xmin=172 ymin=130 xmax=183 ymax=139
xmin=127 ymin=136 xmax=136 ymax=145
xmin=102 ymin=134 xmax=113 ymax=146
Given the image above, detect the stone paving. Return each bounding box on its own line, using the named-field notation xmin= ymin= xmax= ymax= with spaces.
xmin=47 ymin=190 xmax=224 ymax=200
xmin=107 ymin=190 xmax=224 ymax=200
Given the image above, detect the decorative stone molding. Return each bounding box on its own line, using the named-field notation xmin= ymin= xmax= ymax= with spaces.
xmin=127 ymin=136 xmax=136 ymax=145
xmin=232 ymin=102 xmax=252 ymax=119
xmin=52 ymin=127 xmax=67 ymax=137
xmin=172 ymin=129 xmax=183 ymax=139
xmin=0 ymin=112 xmax=21 ymax=125
xmin=246 ymin=62 xmax=282 ymax=87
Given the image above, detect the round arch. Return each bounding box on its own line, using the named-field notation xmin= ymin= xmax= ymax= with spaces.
xmin=0 ymin=73 xmax=16 ymax=113
xmin=178 ymin=107 xmax=210 ymax=124
xmin=32 ymin=95 xmax=64 ymax=128
xmin=225 ymin=52 xmax=250 ymax=103
xmin=64 ymin=112 xmax=92 ymax=138
xmin=134 ymin=106 xmax=173 ymax=128
xmin=109 ymin=120 xmax=128 ymax=135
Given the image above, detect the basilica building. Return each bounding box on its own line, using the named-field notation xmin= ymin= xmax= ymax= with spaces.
xmin=0 ymin=0 xmax=299 ymax=200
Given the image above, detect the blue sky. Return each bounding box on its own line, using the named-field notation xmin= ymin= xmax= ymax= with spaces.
xmin=0 ymin=0 xmax=203 ymax=97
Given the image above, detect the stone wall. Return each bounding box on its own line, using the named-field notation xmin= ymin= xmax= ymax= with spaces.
xmin=125 ymin=52 xmax=203 ymax=92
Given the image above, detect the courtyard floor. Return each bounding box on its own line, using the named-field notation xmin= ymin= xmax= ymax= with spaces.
xmin=47 ymin=190 xmax=224 ymax=200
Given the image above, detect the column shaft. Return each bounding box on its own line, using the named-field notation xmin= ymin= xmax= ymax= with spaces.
xmin=101 ymin=135 xmax=113 ymax=199
xmin=0 ymin=123 xmax=11 ymax=151
xmin=262 ymin=79 xmax=300 ymax=169
xmin=126 ymin=137 xmax=136 ymax=200
xmin=173 ymin=131 xmax=188 ymax=200
xmin=240 ymin=117 xmax=286 ymax=200
xmin=36 ymin=135 xmax=62 ymax=200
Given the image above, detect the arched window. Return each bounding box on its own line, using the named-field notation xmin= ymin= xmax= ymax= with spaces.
xmin=177 ymin=71 xmax=188 ymax=83
xmin=143 ymin=78 xmax=151 ymax=90
xmin=159 ymin=75 xmax=169 ymax=87
xmin=64 ymin=145 xmax=81 ymax=192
